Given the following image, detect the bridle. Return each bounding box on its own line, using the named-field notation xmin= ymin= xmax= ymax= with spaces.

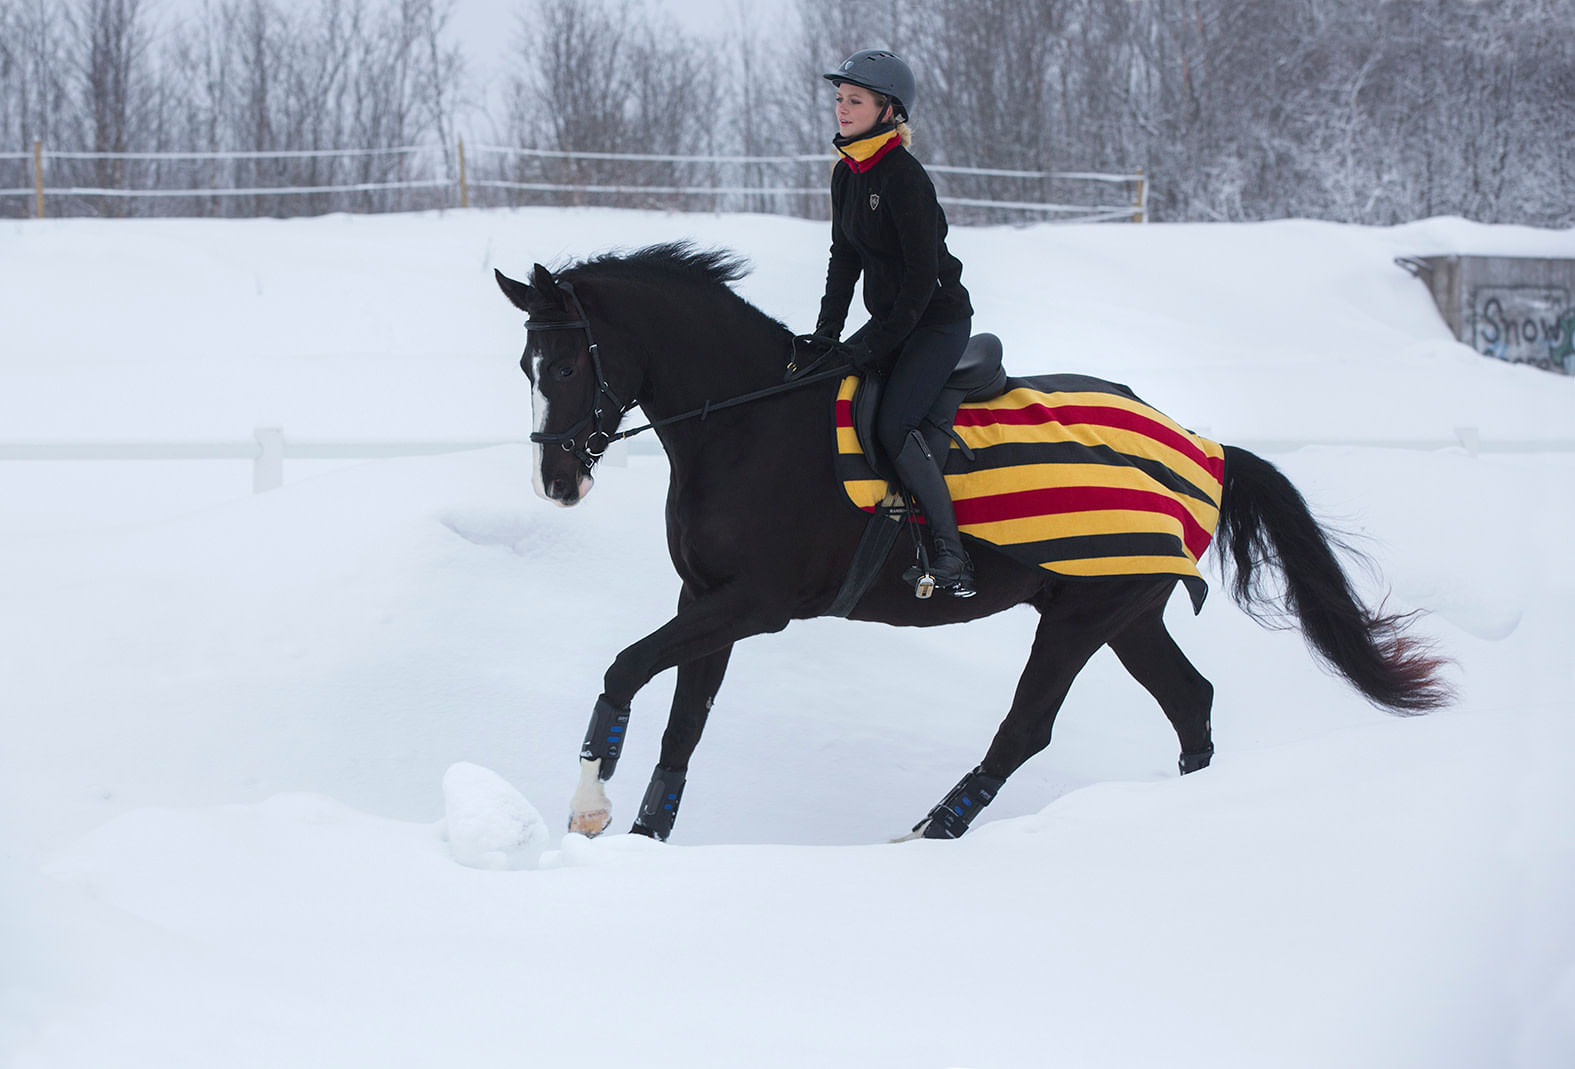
xmin=522 ymin=278 xmax=852 ymax=474
xmin=524 ymin=280 xmax=635 ymax=472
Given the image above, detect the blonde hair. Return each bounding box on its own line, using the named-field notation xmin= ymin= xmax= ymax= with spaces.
xmin=873 ymin=92 xmax=914 ymax=147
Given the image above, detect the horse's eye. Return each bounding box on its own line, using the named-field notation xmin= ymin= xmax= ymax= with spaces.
xmin=556 ymin=363 xmax=576 ymax=380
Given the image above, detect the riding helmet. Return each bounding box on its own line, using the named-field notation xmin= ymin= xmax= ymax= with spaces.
xmin=823 ymin=49 xmax=915 ymax=121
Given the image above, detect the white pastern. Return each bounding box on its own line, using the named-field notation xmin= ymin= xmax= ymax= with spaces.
xmin=569 ymin=757 xmax=613 ymax=836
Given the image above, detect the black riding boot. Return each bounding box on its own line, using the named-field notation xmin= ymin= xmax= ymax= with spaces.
xmin=892 ymin=429 xmax=975 ymax=597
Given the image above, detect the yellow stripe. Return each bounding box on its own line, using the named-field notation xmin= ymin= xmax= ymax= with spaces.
xmin=843 ymin=478 xmax=887 ymax=509
xmin=1048 ymin=556 xmax=1200 ymax=579
xmin=961 ymin=509 xmax=1194 ymax=554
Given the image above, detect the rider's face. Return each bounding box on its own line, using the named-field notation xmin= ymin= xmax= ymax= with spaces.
xmin=834 ymin=82 xmax=888 ymax=139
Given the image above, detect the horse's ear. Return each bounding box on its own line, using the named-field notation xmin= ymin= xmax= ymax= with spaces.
xmin=495 ymin=268 xmax=534 ymax=312
xmin=530 ymin=263 xmax=556 ymax=293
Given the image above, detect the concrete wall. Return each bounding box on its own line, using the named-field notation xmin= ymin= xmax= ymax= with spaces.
xmin=1407 ymin=255 xmax=1575 ymax=375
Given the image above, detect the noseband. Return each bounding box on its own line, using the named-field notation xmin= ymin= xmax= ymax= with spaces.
xmin=524 ymin=280 xmax=635 ymax=472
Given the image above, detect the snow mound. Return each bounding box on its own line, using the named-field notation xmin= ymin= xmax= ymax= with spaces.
xmin=441 ymin=762 xmax=549 ymax=870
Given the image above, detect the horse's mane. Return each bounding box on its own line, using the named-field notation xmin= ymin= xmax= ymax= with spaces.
xmin=562 ymin=241 xmax=751 ymax=291
xmin=560 ymin=242 xmax=793 ymax=338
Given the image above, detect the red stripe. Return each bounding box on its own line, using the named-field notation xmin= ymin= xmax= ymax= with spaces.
xmin=836 ymin=398 xmax=854 ymax=427
xmin=955 ymin=401 xmax=1223 ymax=482
xmin=955 ymin=485 xmax=1214 ymax=560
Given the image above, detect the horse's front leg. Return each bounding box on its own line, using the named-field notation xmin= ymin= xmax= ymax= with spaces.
xmin=567 ymin=644 xmax=733 ymax=838
xmin=569 ymin=584 xmax=780 ymax=838
xmin=628 ymin=643 xmax=733 ymax=840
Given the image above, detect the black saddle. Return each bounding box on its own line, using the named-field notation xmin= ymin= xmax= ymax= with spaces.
xmin=851 ymin=332 xmax=1007 ymax=475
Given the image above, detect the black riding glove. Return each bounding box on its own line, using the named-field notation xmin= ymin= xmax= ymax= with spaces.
xmin=794 ymin=332 xmax=838 ymax=356
xmin=835 ymin=340 xmax=877 ymax=372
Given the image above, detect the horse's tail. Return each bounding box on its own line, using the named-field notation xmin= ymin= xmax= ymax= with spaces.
xmin=1213 ymin=445 xmax=1452 ymax=714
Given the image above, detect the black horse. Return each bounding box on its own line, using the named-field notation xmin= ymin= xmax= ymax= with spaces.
xmin=494 ymin=242 xmax=1449 ymax=842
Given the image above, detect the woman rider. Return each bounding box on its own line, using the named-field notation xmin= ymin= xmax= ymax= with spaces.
xmin=810 ymin=49 xmax=976 ymax=597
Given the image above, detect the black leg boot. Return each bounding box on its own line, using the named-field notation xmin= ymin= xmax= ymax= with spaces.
xmin=892 ymin=429 xmax=975 ymax=597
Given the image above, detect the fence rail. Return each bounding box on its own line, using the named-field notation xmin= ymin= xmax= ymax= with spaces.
xmin=3 ymin=427 xmax=1570 ymax=495
xmin=4 ymin=140 xmax=1149 ymax=224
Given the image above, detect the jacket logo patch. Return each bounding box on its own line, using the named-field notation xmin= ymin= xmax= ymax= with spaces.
xmin=869 ymin=193 xmax=880 ymax=210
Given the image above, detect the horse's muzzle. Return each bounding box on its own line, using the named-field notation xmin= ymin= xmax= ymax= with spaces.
xmin=540 ymin=468 xmax=594 ymax=507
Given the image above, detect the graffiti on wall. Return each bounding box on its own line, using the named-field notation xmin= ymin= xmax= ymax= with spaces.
xmin=1470 ymin=286 xmax=1574 ymax=374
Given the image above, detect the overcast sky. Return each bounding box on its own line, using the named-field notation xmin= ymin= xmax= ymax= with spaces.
xmin=449 ymin=0 xmax=794 ymax=81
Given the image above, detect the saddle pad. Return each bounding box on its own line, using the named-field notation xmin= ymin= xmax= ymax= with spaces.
xmin=834 ymin=372 xmax=1227 ymax=610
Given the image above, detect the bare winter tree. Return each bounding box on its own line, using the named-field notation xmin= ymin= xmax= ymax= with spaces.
xmin=497 ymin=0 xmax=714 ymax=210
xmin=151 ymin=0 xmax=463 ymax=216
xmin=0 ymin=0 xmax=77 ymax=216
xmin=62 ymin=0 xmax=154 ymax=215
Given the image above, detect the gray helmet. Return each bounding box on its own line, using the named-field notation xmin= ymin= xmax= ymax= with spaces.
xmin=823 ymin=49 xmax=915 ymax=121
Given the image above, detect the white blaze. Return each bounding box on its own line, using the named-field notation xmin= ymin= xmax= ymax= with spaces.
xmin=529 ymin=348 xmax=596 ymax=506
xmin=529 ymin=349 xmax=551 ymax=502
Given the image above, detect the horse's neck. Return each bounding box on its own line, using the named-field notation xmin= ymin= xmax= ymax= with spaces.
xmin=629 ymin=296 xmax=790 ymax=420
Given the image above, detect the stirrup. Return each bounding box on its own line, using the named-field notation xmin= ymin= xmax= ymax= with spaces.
xmin=902 ymin=561 xmax=938 ymax=599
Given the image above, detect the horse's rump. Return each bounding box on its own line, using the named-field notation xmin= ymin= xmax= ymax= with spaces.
xmin=835 ymin=372 xmax=1227 ymax=610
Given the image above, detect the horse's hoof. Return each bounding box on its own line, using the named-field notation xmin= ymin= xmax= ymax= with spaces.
xmin=568 ymin=808 xmax=612 ymax=837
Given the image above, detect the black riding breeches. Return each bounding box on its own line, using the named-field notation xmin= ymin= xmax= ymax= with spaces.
xmin=858 ymin=317 xmax=972 ymax=463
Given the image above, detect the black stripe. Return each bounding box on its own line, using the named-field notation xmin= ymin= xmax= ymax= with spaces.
xmin=940 ymin=440 xmax=1219 ymax=506
xmin=837 ymin=434 xmax=1218 ymax=508
xmin=983 ymin=533 xmax=1211 ymax=613
xmin=1000 ymin=530 xmax=1190 ymax=565
xmin=835 ymin=451 xmax=881 ymax=483
xmin=1004 ymin=373 xmax=1144 ymax=402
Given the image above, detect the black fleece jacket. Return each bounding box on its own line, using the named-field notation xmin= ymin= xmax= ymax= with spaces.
xmin=815 ymin=141 xmax=972 ymax=364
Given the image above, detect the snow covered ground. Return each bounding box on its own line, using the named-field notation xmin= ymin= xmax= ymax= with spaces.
xmin=3 ymin=208 xmax=1573 ymax=1068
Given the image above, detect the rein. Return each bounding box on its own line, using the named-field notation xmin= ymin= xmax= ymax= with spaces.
xmin=526 ymin=281 xmax=850 ymax=470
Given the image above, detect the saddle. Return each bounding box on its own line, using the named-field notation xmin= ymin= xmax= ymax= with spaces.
xmin=850 ymin=333 xmax=1008 ymax=476
xmin=825 ymin=334 xmax=1007 ymax=615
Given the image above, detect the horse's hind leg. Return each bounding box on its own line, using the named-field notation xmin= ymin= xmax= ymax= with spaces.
xmin=911 ymin=581 xmax=1163 ymax=839
xmin=627 ymin=643 xmax=733 ymax=841
xmin=1107 ymin=606 xmax=1215 ymax=774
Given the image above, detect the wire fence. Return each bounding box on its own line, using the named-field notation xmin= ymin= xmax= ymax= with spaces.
xmin=2 ymin=140 xmax=1148 ymax=224
xmin=4 ymin=425 xmax=1565 ymax=496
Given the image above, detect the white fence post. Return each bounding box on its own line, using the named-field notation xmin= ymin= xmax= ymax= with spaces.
xmin=254 ymin=427 xmax=284 ymax=492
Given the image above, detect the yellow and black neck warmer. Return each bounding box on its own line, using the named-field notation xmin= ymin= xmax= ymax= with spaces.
xmin=834 ymin=123 xmax=902 ymax=173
